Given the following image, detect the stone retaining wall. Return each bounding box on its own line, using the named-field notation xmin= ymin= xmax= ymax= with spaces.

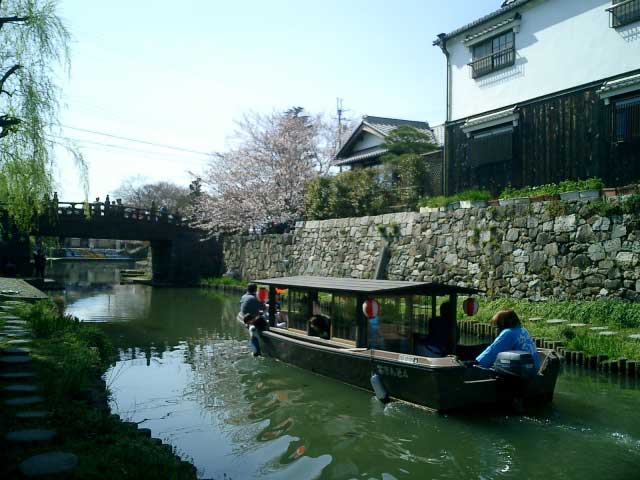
xmin=223 ymin=200 xmax=640 ymax=301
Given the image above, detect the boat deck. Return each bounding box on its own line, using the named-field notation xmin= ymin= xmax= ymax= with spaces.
xmin=268 ymin=327 xmax=462 ymax=368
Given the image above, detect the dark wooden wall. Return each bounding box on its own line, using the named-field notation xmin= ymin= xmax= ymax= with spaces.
xmin=445 ymin=84 xmax=640 ymax=195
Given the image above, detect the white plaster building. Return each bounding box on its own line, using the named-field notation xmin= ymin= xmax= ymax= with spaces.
xmin=434 ymin=0 xmax=640 ymax=194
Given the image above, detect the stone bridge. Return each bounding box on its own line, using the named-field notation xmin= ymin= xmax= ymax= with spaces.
xmin=3 ymin=199 xmax=222 ymax=284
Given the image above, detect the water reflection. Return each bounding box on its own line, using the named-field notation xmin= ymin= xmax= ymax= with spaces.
xmin=48 ymin=259 xmax=136 ymax=287
xmin=59 ymin=283 xmax=640 ymax=480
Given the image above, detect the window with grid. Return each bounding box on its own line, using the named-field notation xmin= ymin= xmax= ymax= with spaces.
xmin=469 ymin=126 xmax=514 ymax=194
xmin=331 ymin=295 xmax=357 ymax=341
xmin=286 ymin=289 xmax=310 ymax=332
xmin=469 ymin=31 xmax=515 ymax=79
xmin=609 ymin=0 xmax=640 ymax=28
xmin=614 ymin=95 xmax=640 ymax=143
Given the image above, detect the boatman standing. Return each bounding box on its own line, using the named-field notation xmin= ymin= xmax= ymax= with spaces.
xmin=240 ymin=283 xmax=267 ymax=330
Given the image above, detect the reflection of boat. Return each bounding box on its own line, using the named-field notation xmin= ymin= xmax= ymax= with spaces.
xmin=239 ymin=276 xmax=561 ymax=413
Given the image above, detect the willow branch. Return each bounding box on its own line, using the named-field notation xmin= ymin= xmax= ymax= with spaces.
xmin=0 ymin=64 xmax=21 ymax=95
xmin=0 ymin=115 xmax=21 ymax=138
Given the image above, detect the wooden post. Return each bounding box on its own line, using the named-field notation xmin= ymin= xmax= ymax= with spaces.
xmin=268 ymin=286 xmax=276 ymax=328
xmin=449 ymin=294 xmax=458 ymax=355
xmin=355 ymin=294 xmax=368 ymax=348
xmin=618 ymin=358 xmax=627 ymax=375
xmin=597 ymin=355 xmax=608 ymax=369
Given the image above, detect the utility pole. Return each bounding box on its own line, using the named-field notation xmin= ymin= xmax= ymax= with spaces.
xmin=335 ymin=98 xmax=349 ymax=152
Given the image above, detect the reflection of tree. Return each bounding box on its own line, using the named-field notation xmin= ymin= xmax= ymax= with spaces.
xmin=102 ymin=288 xmax=244 ymax=356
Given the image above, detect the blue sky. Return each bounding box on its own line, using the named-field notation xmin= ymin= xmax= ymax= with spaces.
xmin=54 ymin=0 xmax=502 ymax=200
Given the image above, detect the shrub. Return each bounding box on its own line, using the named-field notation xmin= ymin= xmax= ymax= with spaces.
xmin=418 ymin=189 xmax=491 ymax=208
xmin=500 ymin=178 xmax=605 ymax=199
xmin=17 ymin=300 xmax=77 ymax=338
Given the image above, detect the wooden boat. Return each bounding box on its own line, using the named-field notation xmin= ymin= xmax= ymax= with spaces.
xmin=239 ymin=276 xmax=561 ymax=413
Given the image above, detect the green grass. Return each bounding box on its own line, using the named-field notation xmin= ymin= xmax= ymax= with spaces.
xmin=200 ymin=276 xmax=245 ymax=287
xmin=464 ymin=298 xmax=640 ymax=361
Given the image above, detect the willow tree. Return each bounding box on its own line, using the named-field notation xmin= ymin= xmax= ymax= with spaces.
xmin=0 ymin=0 xmax=84 ymax=231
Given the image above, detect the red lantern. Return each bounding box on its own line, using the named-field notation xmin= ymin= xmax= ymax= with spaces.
xmin=362 ymin=299 xmax=380 ymax=319
xmin=257 ymin=287 xmax=268 ymax=303
xmin=463 ymin=297 xmax=479 ymax=316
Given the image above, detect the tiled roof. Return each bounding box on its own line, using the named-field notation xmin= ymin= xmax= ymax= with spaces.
xmin=334 ymin=115 xmax=438 ymax=165
xmin=362 ymin=115 xmax=433 ymax=138
xmin=462 ymin=107 xmax=519 ymax=134
xmin=597 ymin=72 xmax=640 ymax=94
xmin=434 ymin=0 xmax=533 ymax=44
xmin=463 ymin=15 xmax=520 ymax=44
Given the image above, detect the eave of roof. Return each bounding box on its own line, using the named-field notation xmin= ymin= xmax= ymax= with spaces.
xmin=333 ymin=147 xmax=388 ymax=167
xmin=254 ymin=275 xmax=479 ymax=296
xmin=434 ymin=0 xmax=533 ymax=44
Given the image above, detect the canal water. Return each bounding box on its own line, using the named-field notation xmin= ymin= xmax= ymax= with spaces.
xmin=52 ymin=262 xmax=640 ymax=480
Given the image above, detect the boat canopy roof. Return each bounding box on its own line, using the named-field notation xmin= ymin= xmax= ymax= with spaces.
xmin=254 ymin=275 xmax=479 ymax=296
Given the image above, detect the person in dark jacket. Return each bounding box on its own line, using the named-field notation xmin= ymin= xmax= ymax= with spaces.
xmin=240 ymin=283 xmax=267 ymax=331
xmin=34 ymin=248 xmax=46 ymax=279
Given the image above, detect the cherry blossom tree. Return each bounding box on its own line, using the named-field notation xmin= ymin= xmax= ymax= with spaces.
xmin=189 ymin=108 xmax=336 ymax=233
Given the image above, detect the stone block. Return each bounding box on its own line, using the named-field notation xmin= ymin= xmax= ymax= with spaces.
xmin=576 ymin=224 xmax=595 ymax=243
xmin=615 ymin=251 xmax=635 ymax=268
xmin=554 ymin=214 xmax=577 ymax=233
xmin=592 ymin=216 xmax=611 ymax=232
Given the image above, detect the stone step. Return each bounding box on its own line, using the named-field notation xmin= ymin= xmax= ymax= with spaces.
xmin=19 ymin=452 xmax=79 ymax=477
xmin=0 ymin=305 xmax=17 ymax=311
xmin=2 ymin=332 xmax=30 ymax=337
xmin=3 ymin=396 xmax=45 ymax=407
xmin=2 ymin=324 xmax=26 ymax=330
xmin=546 ymin=319 xmax=567 ymax=325
xmin=0 ymin=371 xmax=36 ymax=380
xmin=0 ymin=315 xmax=21 ymax=320
xmin=5 ymin=429 xmax=56 ymax=443
xmin=3 ymin=300 xmax=27 ymax=306
xmin=1 ymin=347 xmax=31 ymax=356
xmin=0 ymin=355 xmax=32 ymax=364
xmin=629 ymin=334 xmax=640 ymax=341
xmin=4 ymin=384 xmax=40 ymax=393
xmin=15 ymin=410 xmax=51 ymax=419
xmin=7 ymin=339 xmax=32 ymax=345
xmin=5 ymin=320 xmax=27 ymax=326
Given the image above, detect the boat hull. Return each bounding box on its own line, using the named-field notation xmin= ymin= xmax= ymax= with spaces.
xmin=253 ymin=326 xmax=561 ymax=412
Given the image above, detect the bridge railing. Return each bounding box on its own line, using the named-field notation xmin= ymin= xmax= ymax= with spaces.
xmin=54 ymin=201 xmax=183 ymax=226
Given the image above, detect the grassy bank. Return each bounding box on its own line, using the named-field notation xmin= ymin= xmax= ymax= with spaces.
xmin=464 ymin=298 xmax=640 ymax=362
xmin=0 ymin=300 xmax=197 ymax=479
xmin=201 ymin=276 xmax=245 ymax=287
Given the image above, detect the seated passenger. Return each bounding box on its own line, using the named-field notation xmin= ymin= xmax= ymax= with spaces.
xmin=476 ymin=309 xmax=540 ymax=371
xmin=416 ymin=302 xmax=457 ymax=357
xmin=308 ymin=314 xmax=331 ymax=339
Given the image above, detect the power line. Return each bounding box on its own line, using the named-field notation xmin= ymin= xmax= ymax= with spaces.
xmin=48 ymin=135 xmax=211 ymax=166
xmin=60 ymin=124 xmax=213 ymax=156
